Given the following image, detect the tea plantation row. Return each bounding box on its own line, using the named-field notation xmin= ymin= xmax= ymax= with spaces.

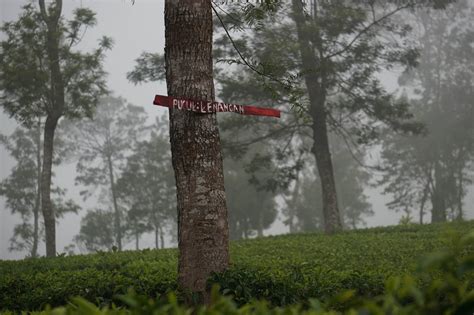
xmin=1 ymin=221 xmax=473 ymax=311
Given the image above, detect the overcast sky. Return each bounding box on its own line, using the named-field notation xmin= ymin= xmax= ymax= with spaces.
xmin=0 ymin=0 xmax=472 ymax=260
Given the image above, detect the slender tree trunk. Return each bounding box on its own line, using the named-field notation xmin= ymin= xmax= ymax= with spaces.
xmin=160 ymin=226 xmax=165 ymax=249
xmin=257 ymin=215 xmax=263 ymax=237
xmin=32 ymin=118 xmax=42 ymax=258
xmin=431 ymin=163 xmax=447 ymax=223
xmin=164 ymin=0 xmax=229 ymax=301
xmin=419 ymin=183 xmax=429 ymax=225
xmin=419 ymin=196 xmax=425 ymax=225
xmin=457 ymin=170 xmax=464 ymax=221
xmin=39 ymin=0 xmax=64 ymax=257
xmin=154 ymin=225 xmax=159 ymax=249
xmin=292 ymin=0 xmax=342 ymax=233
xmin=135 ymin=228 xmax=139 ymax=250
xmin=41 ymin=115 xmax=59 ymax=257
xmin=287 ymin=177 xmax=301 ymax=233
xmin=107 ymin=155 xmax=122 ymax=251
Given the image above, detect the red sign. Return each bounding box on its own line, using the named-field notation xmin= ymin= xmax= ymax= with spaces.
xmin=153 ymin=95 xmax=280 ymax=118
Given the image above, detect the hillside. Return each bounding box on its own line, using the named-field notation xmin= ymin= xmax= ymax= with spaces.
xmin=1 ymin=221 xmax=473 ymax=311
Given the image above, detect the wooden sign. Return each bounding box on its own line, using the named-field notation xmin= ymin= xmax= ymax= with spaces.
xmin=153 ymin=95 xmax=280 ymax=118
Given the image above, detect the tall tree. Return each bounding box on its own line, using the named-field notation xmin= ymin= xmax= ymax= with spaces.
xmin=212 ymin=0 xmax=453 ymax=233
xmin=380 ymin=0 xmax=474 ymax=223
xmin=0 ymin=123 xmax=79 ymax=257
xmin=283 ymin=134 xmax=373 ymax=232
xmin=164 ymin=0 xmax=229 ymax=300
xmin=116 ymin=118 xmax=176 ymax=250
xmin=63 ymin=96 xmax=147 ymax=251
xmin=224 ymin=152 xmax=277 ymax=240
xmin=0 ymin=1 xmax=111 ymax=256
xmin=74 ymin=209 xmax=115 ymax=252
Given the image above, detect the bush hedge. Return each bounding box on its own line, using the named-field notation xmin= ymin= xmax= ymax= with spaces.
xmin=1 ymin=221 xmax=473 ymax=311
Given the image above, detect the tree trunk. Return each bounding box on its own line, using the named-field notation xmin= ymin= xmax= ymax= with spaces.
xmin=32 ymin=118 xmax=42 ymax=258
xmin=431 ymin=163 xmax=447 ymax=223
xmin=287 ymin=176 xmax=300 ymax=233
xmin=107 ymin=155 xmax=122 ymax=251
xmin=41 ymin=115 xmax=59 ymax=257
xmin=431 ymin=190 xmax=446 ymax=222
xmin=154 ymin=225 xmax=159 ymax=249
xmin=135 ymin=228 xmax=139 ymax=250
xmin=257 ymin=214 xmax=263 ymax=237
xmin=39 ymin=0 xmax=64 ymax=257
xmin=160 ymin=226 xmax=165 ymax=249
xmin=292 ymin=0 xmax=342 ymax=233
xmin=164 ymin=0 xmax=229 ymax=301
xmin=457 ymin=169 xmax=464 ymax=221
xmin=419 ymin=183 xmax=429 ymax=225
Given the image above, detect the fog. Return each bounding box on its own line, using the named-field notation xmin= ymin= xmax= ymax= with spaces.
xmin=1 ymin=0 xmax=473 ymax=260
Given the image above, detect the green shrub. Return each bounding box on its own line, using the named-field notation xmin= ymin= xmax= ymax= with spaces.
xmin=1 ymin=221 xmax=473 ymax=311
xmin=3 ymin=231 xmax=474 ymax=314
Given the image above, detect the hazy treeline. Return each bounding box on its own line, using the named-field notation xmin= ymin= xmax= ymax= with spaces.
xmin=0 ymin=0 xmax=473 ymax=258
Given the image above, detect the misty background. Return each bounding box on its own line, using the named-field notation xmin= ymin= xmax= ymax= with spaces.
xmin=1 ymin=0 xmax=473 ymax=260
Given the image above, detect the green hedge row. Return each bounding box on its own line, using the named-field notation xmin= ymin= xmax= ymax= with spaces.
xmin=1 ymin=221 xmax=473 ymax=311
xmin=3 ymin=228 xmax=474 ymax=314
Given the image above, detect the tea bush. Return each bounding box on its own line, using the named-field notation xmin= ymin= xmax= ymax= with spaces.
xmin=1 ymin=221 xmax=473 ymax=311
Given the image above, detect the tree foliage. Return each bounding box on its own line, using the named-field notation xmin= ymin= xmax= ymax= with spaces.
xmin=116 ymin=117 xmax=176 ymax=249
xmin=0 ymin=123 xmax=79 ymax=257
xmin=0 ymin=3 xmax=112 ymax=126
xmin=380 ymin=0 xmax=474 ymax=223
xmin=64 ymin=96 xmax=148 ymax=251
xmin=0 ymin=1 xmax=111 ymax=256
xmin=74 ymin=209 xmax=115 ymax=252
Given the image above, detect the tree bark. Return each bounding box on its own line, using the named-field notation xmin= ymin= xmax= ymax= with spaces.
xmin=154 ymin=225 xmax=159 ymax=249
xmin=135 ymin=227 xmax=139 ymax=250
xmin=39 ymin=0 xmax=64 ymax=257
xmin=292 ymin=0 xmax=342 ymax=233
xmin=431 ymin=162 xmax=447 ymax=223
xmin=32 ymin=118 xmax=42 ymax=258
xmin=107 ymin=155 xmax=122 ymax=251
xmin=457 ymin=169 xmax=464 ymax=221
xmin=287 ymin=176 xmax=300 ymax=233
xmin=431 ymin=190 xmax=446 ymax=222
xmin=160 ymin=226 xmax=165 ymax=249
xmin=41 ymin=115 xmax=59 ymax=257
xmin=419 ymin=183 xmax=429 ymax=225
xmin=165 ymin=0 xmax=229 ymax=301
xmin=257 ymin=215 xmax=263 ymax=237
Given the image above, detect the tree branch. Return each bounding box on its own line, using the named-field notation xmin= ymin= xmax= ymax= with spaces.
xmin=325 ymin=2 xmax=414 ymax=60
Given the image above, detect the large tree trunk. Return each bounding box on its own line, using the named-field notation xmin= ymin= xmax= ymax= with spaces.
xmin=41 ymin=115 xmax=59 ymax=257
xmin=164 ymin=0 xmax=229 ymax=301
xmin=39 ymin=0 xmax=64 ymax=257
xmin=32 ymin=118 xmax=42 ymax=258
xmin=107 ymin=155 xmax=122 ymax=251
xmin=292 ymin=0 xmax=342 ymax=233
xmin=431 ymin=190 xmax=447 ymax=222
xmin=431 ymin=191 xmax=447 ymax=222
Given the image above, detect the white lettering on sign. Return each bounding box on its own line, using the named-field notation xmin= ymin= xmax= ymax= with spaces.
xmin=172 ymin=98 xmax=245 ymax=114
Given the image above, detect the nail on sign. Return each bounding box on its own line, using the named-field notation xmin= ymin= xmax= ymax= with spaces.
xmin=153 ymin=95 xmax=280 ymax=118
